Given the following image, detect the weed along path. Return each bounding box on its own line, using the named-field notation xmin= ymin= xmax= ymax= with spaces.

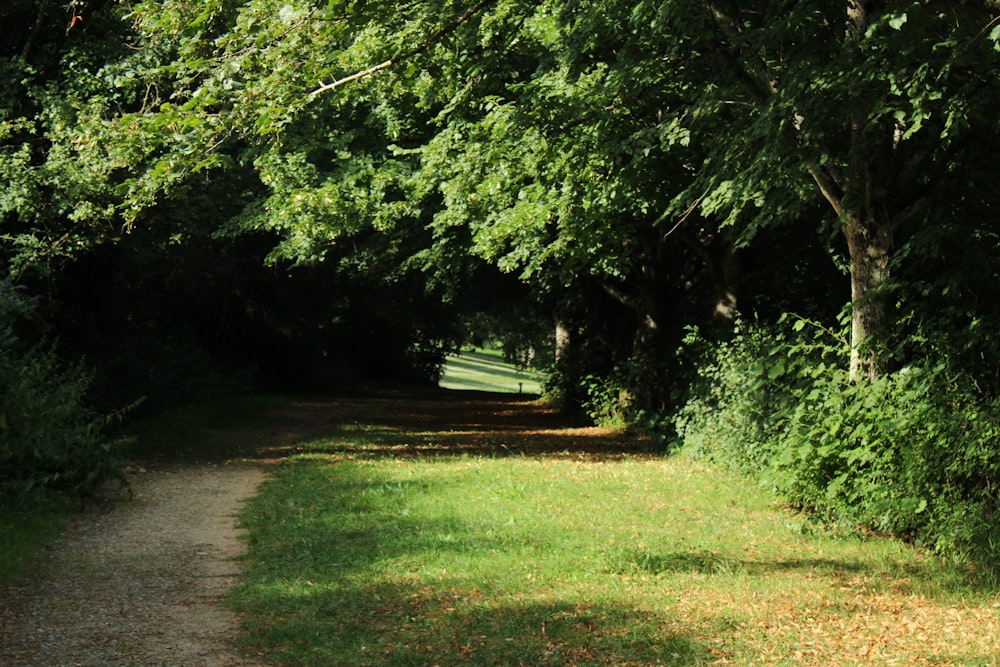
xmin=0 ymin=463 xmax=268 ymax=667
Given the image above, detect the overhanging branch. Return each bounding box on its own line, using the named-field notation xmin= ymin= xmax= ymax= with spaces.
xmin=310 ymin=0 xmax=496 ymax=96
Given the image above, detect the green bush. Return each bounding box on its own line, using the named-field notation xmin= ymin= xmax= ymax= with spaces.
xmin=677 ymin=318 xmax=1000 ymax=573
xmin=675 ymin=324 xmax=783 ymax=472
xmin=0 ymin=284 xmax=130 ymax=502
xmin=580 ymin=372 xmax=630 ymax=429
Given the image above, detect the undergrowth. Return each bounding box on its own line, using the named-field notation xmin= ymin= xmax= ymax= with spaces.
xmin=0 ymin=283 xmax=131 ymax=503
xmin=677 ymin=317 xmax=1000 ymax=580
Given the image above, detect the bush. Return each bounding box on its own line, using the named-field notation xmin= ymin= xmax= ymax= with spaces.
xmin=675 ymin=324 xmax=786 ymax=472
xmin=0 ymin=284 xmax=130 ymax=502
xmin=580 ymin=372 xmax=630 ymax=429
xmin=777 ymin=365 xmax=1000 ymax=562
xmin=677 ymin=318 xmax=1000 ymax=573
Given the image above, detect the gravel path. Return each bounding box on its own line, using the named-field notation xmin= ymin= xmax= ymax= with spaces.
xmin=0 ymin=463 xmax=268 ymax=667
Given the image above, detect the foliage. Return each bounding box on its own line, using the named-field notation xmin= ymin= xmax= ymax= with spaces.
xmin=579 ymin=372 xmax=630 ymax=429
xmin=678 ymin=318 xmax=1000 ymax=571
xmin=0 ymin=283 xmax=130 ymax=502
xmin=675 ymin=323 xmax=792 ymax=474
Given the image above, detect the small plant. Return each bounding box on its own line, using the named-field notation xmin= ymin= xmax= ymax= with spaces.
xmin=0 ymin=283 xmax=131 ymax=503
xmin=580 ymin=372 xmax=630 ymax=429
xmin=675 ymin=322 xmax=795 ymax=474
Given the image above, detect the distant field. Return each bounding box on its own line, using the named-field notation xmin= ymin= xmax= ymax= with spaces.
xmin=439 ymin=348 xmax=545 ymax=394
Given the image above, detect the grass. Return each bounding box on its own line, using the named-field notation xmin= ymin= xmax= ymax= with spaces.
xmin=229 ymin=393 xmax=1000 ymax=666
xmin=439 ymin=348 xmax=546 ymax=395
xmin=0 ymin=502 xmax=70 ymax=585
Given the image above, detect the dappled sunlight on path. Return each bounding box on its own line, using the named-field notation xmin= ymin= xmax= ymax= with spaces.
xmin=254 ymin=390 xmax=654 ymax=461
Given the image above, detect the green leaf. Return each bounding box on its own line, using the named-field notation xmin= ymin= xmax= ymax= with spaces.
xmin=990 ymin=23 xmax=1000 ymax=48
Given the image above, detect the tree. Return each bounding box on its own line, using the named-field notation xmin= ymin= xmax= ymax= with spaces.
xmin=10 ymin=0 xmax=999 ymax=401
xmin=651 ymin=0 xmax=1000 ymax=379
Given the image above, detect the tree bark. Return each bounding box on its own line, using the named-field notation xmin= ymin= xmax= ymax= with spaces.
xmin=710 ymin=238 xmax=740 ymax=323
xmin=22 ymin=0 xmax=51 ymax=61
xmin=554 ymin=317 xmax=571 ymax=366
xmin=843 ymin=212 xmax=892 ymax=381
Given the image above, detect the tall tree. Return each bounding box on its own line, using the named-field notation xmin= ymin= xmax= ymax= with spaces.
xmin=652 ymin=0 xmax=1000 ymax=379
xmin=12 ymin=0 xmax=999 ymax=398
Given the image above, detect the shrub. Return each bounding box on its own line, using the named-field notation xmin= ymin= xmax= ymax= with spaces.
xmin=677 ymin=317 xmax=1000 ymax=573
xmin=775 ymin=364 xmax=1000 ymax=566
xmin=0 ymin=284 xmax=130 ymax=502
xmin=580 ymin=372 xmax=630 ymax=429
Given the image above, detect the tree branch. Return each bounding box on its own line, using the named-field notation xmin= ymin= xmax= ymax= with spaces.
xmin=601 ymin=281 xmax=639 ymax=312
xmin=310 ymin=0 xmax=496 ymax=96
xmin=700 ymin=1 xmax=775 ymax=107
xmin=806 ymin=161 xmax=845 ymax=217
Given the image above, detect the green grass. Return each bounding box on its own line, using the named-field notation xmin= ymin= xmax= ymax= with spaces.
xmin=230 ymin=396 xmax=1000 ymax=666
xmin=439 ymin=348 xmax=545 ymax=394
xmin=0 ymin=502 xmax=70 ymax=584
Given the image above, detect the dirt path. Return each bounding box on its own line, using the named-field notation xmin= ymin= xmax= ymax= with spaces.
xmin=0 ymin=462 xmax=268 ymax=667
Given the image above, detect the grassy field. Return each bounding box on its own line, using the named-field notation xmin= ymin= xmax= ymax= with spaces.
xmin=228 ymin=393 xmax=1000 ymax=666
xmin=439 ymin=348 xmax=545 ymax=394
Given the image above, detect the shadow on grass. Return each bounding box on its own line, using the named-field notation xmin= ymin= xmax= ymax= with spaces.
xmin=222 ymin=390 xmax=1000 ymax=665
xmin=232 ymin=457 xmax=935 ymax=666
xmin=127 ymin=388 xmax=657 ymax=464
xmin=253 ymin=389 xmax=658 ymax=462
xmin=607 ymin=547 xmax=869 ymax=578
xmin=235 ymin=464 xmax=710 ymax=665
xmin=236 ymin=579 xmax=705 ymax=666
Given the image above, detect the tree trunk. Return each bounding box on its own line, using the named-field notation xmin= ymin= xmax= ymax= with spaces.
xmin=600 ymin=275 xmax=667 ymax=412
xmin=626 ymin=312 xmax=659 ymax=410
xmin=710 ymin=239 xmax=740 ymax=323
xmin=554 ymin=317 xmax=571 ymax=366
xmin=844 ymin=212 xmax=892 ymax=382
xmin=705 ymin=0 xmax=900 ymax=381
xmin=22 ymin=0 xmax=51 ymax=61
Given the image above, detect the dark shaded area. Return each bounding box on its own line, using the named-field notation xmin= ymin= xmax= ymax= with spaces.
xmin=128 ymin=388 xmax=659 ymax=465
xmin=238 ymin=578 xmax=706 ymax=667
xmin=608 ymin=548 xmax=868 ymax=577
xmin=252 ymin=390 xmax=661 ymax=461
